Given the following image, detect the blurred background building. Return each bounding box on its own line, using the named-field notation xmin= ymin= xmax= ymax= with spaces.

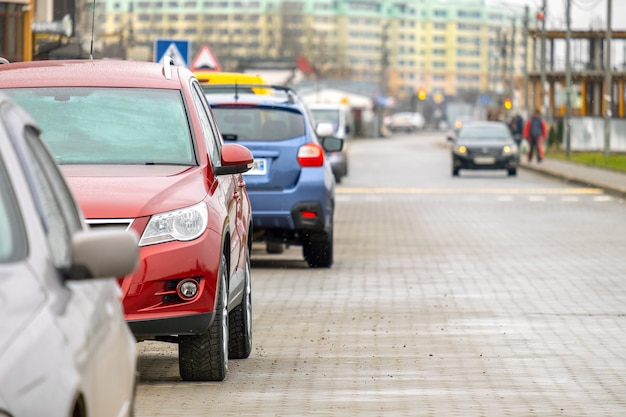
xmin=87 ymin=0 xmax=526 ymax=104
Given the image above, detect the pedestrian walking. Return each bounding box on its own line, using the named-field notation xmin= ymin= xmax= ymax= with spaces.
xmin=509 ymin=113 xmax=524 ymax=147
xmin=523 ymin=109 xmax=547 ymax=163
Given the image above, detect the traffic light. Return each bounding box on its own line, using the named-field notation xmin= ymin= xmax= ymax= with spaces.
xmin=536 ymin=10 xmax=544 ymax=21
xmin=503 ymin=98 xmax=512 ymax=110
xmin=417 ymin=88 xmax=427 ymax=101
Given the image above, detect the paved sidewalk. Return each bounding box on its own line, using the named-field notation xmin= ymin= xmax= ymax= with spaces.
xmin=520 ymin=157 xmax=626 ymax=198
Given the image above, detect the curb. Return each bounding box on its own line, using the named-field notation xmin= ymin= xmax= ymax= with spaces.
xmin=520 ymin=162 xmax=626 ymax=199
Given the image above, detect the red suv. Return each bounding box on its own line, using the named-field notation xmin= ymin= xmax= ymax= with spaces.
xmin=0 ymin=59 xmax=254 ymax=381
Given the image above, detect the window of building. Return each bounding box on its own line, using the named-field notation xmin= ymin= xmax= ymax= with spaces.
xmin=458 ymin=23 xmax=480 ymax=31
xmin=349 ymin=1 xmax=379 ymax=12
xmin=458 ymin=49 xmax=480 ymax=57
xmin=457 ymin=62 xmax=480 ymax=69
xmin=283 ymin=1 xmax=303 ymax=10
xmin=457 ymin=36 xmax=480 ymax=45
xmin=458 ymin=75 xmax=480 ymax=82
xmin=433 ymin=10 xmax=447 ymax=18
xmin=458 ymin=10 xmax=481 ymax=19
xmin=184 ymin=14 xmax=197 ymax=21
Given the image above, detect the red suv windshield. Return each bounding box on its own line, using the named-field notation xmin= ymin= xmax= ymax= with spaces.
xmin=5 ymin=87 xmax=195 ymax=165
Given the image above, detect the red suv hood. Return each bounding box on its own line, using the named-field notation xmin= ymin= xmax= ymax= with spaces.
xmin=61 ymin=165 xmax=208 ymax=219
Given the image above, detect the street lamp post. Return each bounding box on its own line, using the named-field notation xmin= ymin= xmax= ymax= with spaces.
xmin=564 ymin=0 xmax=572 ymax=158
xmin=604 ymin=0 xmax=613 ymax=158
xmin=540 ymin=0 xmax=548 ymax=120
xmin=522 ymin=6 xmax=529 ymax=116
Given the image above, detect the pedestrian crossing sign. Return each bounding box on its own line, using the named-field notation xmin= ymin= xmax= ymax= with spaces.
xmin=154 ymin=39 xmax=190 ymax=67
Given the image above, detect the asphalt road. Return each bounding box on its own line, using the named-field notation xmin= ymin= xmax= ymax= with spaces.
xmin=135 ymin=131 xmax=626 ymax=416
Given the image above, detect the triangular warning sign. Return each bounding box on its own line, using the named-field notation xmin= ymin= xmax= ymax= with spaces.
xmin=159 ymin=43 xmax=187 ymax=67
xmin=191 ymin=45 xmax=222 ymax=72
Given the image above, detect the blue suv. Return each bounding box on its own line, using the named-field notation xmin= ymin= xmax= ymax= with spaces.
xmin=206 ymin=86 xmax=342 ymax=268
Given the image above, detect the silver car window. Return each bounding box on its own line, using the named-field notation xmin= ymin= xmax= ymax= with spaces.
xmin=23 ymin=128 xmax=83 ymax=269
xmin=0 ymin=160 xmax=27 ymax=263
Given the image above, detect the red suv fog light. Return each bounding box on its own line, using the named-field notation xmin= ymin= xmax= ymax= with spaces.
xmin=177 ymin=279 xmax=199 ymax=300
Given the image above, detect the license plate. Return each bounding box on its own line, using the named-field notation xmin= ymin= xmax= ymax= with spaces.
xmin=474 ymin=156 xmax=495 ymax=165
xmin=245 ymin=158 xmax=267 ymax=175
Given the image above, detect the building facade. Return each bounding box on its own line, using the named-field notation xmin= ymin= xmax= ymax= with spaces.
xmin=88 ymin=0 xmax=525 ymax=101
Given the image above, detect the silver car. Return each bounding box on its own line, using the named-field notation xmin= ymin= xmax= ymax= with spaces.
xmin=0 ymin=93 xmax=139 ymax=417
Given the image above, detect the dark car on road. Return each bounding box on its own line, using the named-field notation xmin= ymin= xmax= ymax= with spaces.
xmin=205 ymin=85 xmax=343 ymax=268
xmin=0 ymin=59 xmax=255 ymax=382
xmin=448 ymin=121 xmax=519 ymax=177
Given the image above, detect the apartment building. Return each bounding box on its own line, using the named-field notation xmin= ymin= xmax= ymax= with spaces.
xmin=90 ymin=0 xmax=525 ymax=100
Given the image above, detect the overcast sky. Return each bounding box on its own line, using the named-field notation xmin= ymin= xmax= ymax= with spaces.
xmin=485 ymin=0 xmax=626 ymax=30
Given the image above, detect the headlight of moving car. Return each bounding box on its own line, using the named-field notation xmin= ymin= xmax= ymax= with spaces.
xmin=454 ymin=145 xmax=467 ymax=155
xmin=502 ymin=144 xmax=518 ymax=155
xmin=139 ymin=202 xmax=208 ymax=246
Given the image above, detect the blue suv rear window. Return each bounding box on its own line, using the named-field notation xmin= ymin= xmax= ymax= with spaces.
xmin=212 ymin=107 xmax=305 ymax=141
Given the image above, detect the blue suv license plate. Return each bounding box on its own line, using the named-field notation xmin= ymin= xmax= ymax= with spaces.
xmin=245 ymin=158 xmax=267 ymax=175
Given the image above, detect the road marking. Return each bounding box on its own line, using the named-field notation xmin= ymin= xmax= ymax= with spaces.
xmin=593 ymin=195 xmax=614 ymax=202
xmin=337 ymin=187 xmax=604 ymax=195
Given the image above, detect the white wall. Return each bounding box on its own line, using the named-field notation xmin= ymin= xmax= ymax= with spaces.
xmin=569 ymin=118 xmax=626 ymax=152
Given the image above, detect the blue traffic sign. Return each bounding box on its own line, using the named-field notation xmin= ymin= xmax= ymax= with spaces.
xmin=154 ymin=39 xmax=190 ymax=67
